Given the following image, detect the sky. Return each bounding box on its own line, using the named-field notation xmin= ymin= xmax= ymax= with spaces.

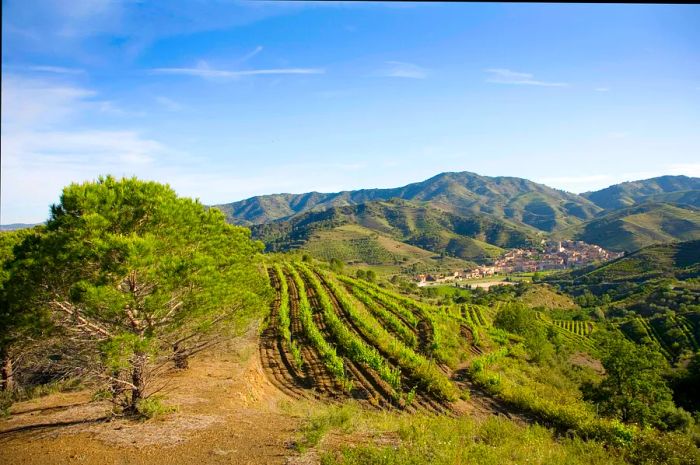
xmin=2 ymin=1 xmax=699 ymax=224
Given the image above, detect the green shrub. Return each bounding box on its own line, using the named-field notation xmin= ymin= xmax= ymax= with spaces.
xmin=135 ymin=395 xmax=177 ymax=419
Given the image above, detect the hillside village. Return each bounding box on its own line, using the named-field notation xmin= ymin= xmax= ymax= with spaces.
xmin=416 ymin=240 xmax=623 ymax=285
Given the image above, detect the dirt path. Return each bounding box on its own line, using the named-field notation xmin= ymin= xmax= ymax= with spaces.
xmin=0 ymin=332 xmax=305 ymax=465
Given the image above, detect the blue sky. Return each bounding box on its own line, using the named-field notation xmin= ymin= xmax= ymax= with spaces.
xmin=2 ymin=1 xmax=699 ymax=224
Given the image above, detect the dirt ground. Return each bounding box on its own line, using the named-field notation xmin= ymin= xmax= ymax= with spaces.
xmin=0 ymin=335 xmax=308 ymax=465
xmin=0 ymin=328 xmax=519 ymax=465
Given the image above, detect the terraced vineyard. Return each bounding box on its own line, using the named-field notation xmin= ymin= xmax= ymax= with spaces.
xmin=552 ymin=320 xmax=594 ymax=337
xmin=260 ymin=262 xmax=464 ymax=413
xmin=461 ymin=304 xmax=492 ymax=328
xmin=535 ymin=312 xmax=597 ymax=352
xmin=259 ymin=261 xmax=619 ymax=417
xmin=616 ymin=312 xmax=700 ymax=362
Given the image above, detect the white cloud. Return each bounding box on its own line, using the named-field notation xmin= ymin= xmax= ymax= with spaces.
xmin=0 ymin=75 xmax=180 ymax=223
xmin=26 ymin=65 xmax=85 ymax=74
xmin=1 ymin=75 xmax=96 ymax=128
xmin=485 ymin=68 xmax=568 ymax=87
xmin=151 ymin=61 xmax=325 ymax=80
xmin=1 ymin=129 xmax=176 ymax=223
xmin=377 ymin=61 xmax=428 ymax=79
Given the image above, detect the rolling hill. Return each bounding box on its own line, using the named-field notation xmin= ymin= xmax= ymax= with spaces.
xmin=213 ymin=172 xmax=700 ymax=262
xmin=582 ymin=175 xmax=700 ymax=210
xmin=251 ymin=199 xmax=538 ymax=263
xmin=558 ymin=202 xmax=700 ymax=252
xmin=216 ymin=171 xmax=602 ymax=232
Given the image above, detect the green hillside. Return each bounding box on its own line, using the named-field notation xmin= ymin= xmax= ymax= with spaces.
xmin=546 ymin=240 xmax=700 ymax=364
xmin=251 ymin=199 xmax=537 ymax=263
xmin=301 ymin=224 xmax=475 ymax=274
xmin=216 ymin=171 xmax=602 ymax=232
xmin=569 ymin=239 xmax=700 ymax=284
xmin=582 ymin=175 xmax=700 ymax=210
xmin=558 ymin=202 xmax=700 ymax=252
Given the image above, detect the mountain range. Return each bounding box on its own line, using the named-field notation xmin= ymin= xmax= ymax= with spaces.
xmin=214 ymin=172 xmax=700 ymax=263
xmin=217 ymin=171 xmax=602 ymax=231
xmin=5 ymin=173 xmax=699 ymax=266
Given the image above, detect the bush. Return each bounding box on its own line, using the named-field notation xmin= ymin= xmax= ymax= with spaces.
xmin=494 ymin=302 xmax=533 ymax=335
xmin=135 ymin=395 xmax=177 ymax=419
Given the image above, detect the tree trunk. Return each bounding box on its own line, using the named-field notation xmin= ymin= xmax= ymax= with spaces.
xmin=172 ymin=343 xmax=189 ymax=370
xmin=128 ymin=352 xmax=147 ymax=414
xmin=108 ymin=370 xmax=125 ymax=401
xmin=1 ymin=354 xmax=13 ymax=392
xmin=173 ymin=352 xmax=189 ymax=370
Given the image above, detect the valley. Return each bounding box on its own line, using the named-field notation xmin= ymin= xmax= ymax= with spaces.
xmin=2 ymin=174 xmax=699 ymax=465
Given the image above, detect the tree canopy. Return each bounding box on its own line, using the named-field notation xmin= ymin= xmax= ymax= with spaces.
xmin=587 ymin=334 xmax=691 ymax=430
xmin=3 ymin=176 xmax=270 ymax=412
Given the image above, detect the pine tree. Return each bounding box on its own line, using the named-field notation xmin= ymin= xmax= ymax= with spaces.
xmin=5 ymin=176 xmax=270 ymax=414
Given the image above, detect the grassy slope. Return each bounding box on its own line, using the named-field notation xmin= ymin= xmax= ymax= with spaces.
xmin=555 ymin=203 xmax=700 ymax=252
xmin=251 ymin=199 xmax=535 ymax=264
xmin=303 ymin=223 xmax=474 ymax=276
xmin=570 ymin=239 xmax=700 ymax=283
xmin=518 ymin=285 xmax=579 ymax=310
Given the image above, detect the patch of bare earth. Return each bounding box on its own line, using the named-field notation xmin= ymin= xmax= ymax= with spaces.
xmin=570 ymin=352 xmax=604 ymax=375
xmin=0 ymin=332 xmax=309 ymax=465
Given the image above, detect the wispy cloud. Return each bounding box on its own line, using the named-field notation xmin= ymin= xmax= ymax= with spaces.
xmin=595 ymin=87 xmax=610 ymax=92
xmin=150 ymin=61 xmax=325 ymax=79
xmin=237 ymin=45 xmax=264 ymax=64
xmin=485 ymin=68 xmax=568 ymax=87
xmin=377 ymin=61 xmax=428 ymax=79
xmin=1 ymin=75 xmax=96 ymax=128
xmin=25 ymin=65 xmax=85 ymax=75
xmin=1 ymin=75 xmax=181 ymax=223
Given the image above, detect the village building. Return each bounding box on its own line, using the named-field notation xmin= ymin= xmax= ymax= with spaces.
xmin=415 ymin=240 xmax=623 ymax=285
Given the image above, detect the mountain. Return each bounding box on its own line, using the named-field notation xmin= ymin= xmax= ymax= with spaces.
xmin=216 ymin=171 xmax=602 ymax=232
xmin=582 ymin=175 xmax=700 ymax=210
xmin=557 ymin=203 xmax=700 ymax=252
xmin=0 ymin=223 xmax=40 ymax=231
xmin=251 ymin=199 xmax=537 ymax=263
